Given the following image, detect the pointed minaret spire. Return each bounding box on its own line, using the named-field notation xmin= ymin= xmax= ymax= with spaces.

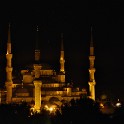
xmin=88 ymin=26 xmax=96 ymax=101
xmin=8 ymin=23 xmax=11 ymax=43
xmin=90 ymin=26 xmax=93 ymax=46
xmin=35 ymin=25 xmax=40 ymax=62
xmin=7 ymin=23 xmax=11 ymax=54
xmin=90 ymin=26 xmax=94 ymax=56
xmin=61 ymin=33 xmax=64 ymax=51
xmin=35 ymin=25 xmax=39 ymax=50
xmin=60 ymin=33 xmax=65 ymax=74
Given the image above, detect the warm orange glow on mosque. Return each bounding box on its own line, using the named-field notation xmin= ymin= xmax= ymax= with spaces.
xmin=0 ymin=25 xmax=96 ymax=113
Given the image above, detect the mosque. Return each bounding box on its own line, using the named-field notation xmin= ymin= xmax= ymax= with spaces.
xmin=0 ymin=24 xmax=96 ymax=112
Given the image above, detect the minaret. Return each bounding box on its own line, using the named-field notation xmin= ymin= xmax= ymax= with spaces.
xmin=5 ymin=24 xmax=13 ymax=103
xmin=58 ymin=33 xmax=65 ymax=83
xmin=33 ymin=26 xmax=42 ymax=112
xmin=88 ymin=27 xmax=96 ymax=101
xmin=35 ymin=26 xmax=40 ymax=62
xmin=60 ymin=33 xmax=65 ymax=73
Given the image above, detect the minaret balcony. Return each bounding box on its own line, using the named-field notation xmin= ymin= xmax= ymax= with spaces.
xmin=89 ymin=68 xmax=96 ymax=72
xmin=60 ymin=59 xmax=65 ymax=63
xmin=88 ymin=81 xmax=96 ymax=86
xmin=89 ymin=56 xmax=95 ymax=60
xmin=6 ymin=67 xmax=13 ymax=72
xmin=5 ymin=81 xmax=13 ymax=86
xmin=6 ymin=54 xmax=12 ymax=59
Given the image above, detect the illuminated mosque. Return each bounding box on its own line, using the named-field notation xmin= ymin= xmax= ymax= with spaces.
xmin=0 ymin=24 xmax=96 ymax=112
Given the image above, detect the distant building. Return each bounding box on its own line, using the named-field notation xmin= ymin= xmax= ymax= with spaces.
xmin=1 ymin=24 xmax=96 ymax=112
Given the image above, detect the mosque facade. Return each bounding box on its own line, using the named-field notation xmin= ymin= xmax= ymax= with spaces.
xmin=0 ymin=25 xmax=96 ymax=112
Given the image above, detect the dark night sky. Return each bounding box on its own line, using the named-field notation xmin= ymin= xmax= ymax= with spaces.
xmin=0 ymin=0 xmax=124 ymax=101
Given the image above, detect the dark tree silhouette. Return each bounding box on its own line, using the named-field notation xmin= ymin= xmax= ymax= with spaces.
xmin=60 ymin=97 xmax=112 ymax=124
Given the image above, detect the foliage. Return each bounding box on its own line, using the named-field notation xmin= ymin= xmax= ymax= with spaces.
xmin=0 ymin=98 xmax=124 ymax=124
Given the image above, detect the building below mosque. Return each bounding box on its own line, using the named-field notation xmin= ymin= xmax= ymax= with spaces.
xmin=0 ymin=25 xmax=96 ymax=112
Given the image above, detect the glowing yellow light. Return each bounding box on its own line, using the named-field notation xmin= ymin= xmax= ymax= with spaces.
xmin=116 ymin=102 xmax=121 ymax=107
xmin=44 ymin=104 xmax=56 ymax=113
xmin=44 ymin=105 xmax=48 ymax=109
xmin=49 ymin=107 xmax=53 ymax=112
xmin=100 ymin=103 xmax=104 ymax=108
